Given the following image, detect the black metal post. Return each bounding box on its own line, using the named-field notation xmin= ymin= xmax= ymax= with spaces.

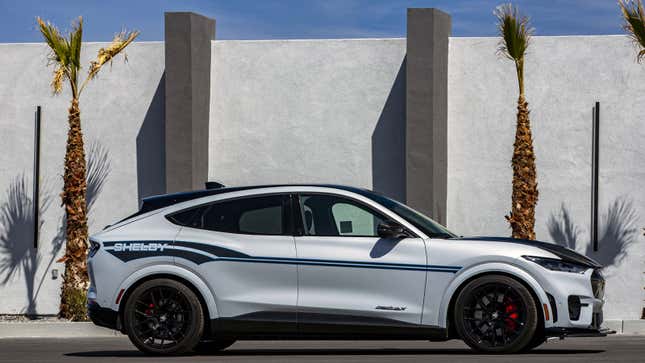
xmin=33 ymin=106 xmax=41 ymax=249
xmin=591 ymin=102 xmax=599 ymax=252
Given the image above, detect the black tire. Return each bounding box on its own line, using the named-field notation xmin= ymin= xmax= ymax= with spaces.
xmin=524 ymin=333 xmax=545 ymax=351
xmin=453 ymin=275 xmax=538 ymax=353
xmin=123 ymin=278 xmax=204 ymax=355
xmin=194 ymin=339 xmax=236 ymax=354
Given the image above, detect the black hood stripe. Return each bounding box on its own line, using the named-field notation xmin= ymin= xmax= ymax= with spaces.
xmin=456 ymin=236 xmax=602 ymax=268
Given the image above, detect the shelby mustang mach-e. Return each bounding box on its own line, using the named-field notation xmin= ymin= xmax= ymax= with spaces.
xmin=87 ymin=184 xmax=609 ymax=354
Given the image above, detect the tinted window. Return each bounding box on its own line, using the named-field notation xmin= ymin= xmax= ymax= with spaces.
xmin=355 ymin=191 xmax=456 ymax=238
xmin=169 ymin=195 xmax=289 ymax=235
xmin=299 ymin=194 xmax=385 ymax=237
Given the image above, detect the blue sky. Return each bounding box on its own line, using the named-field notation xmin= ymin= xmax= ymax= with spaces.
xmin=0 ymin=0 xmax=624 ymax=42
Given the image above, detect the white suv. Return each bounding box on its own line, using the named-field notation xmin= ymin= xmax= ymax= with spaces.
xmin=87 ymin=185 xmax=608 ymax=355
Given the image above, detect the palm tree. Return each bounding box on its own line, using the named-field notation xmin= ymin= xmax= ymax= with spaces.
xmin=495 ymin=4 xmax=538 ymax=240
xmin=37 ymin=17 xmax=138 ymax=320
xmin=619 ymin=0 xmax=645 ymax=62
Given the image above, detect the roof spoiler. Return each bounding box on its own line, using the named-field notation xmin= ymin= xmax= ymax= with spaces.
xmin=205 ymin=181 xmax=225 ymax=189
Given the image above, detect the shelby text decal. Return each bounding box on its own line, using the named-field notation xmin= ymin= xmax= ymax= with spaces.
xmin=112 ymin=242 xmax=169 ymax=252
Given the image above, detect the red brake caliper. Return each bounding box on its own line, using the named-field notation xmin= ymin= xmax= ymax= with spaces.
xmin=145 ymin=303 xmax=154 ymax=316
xmin=505 ymin=302 xmax=519 ymax=332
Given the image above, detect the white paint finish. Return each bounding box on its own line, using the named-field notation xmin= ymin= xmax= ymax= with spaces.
xmin=0 ymin=42 xmax=164 ymax=314
xmin=208 ymin=39 xmax=406 ymax=193
xmin=448 ymin=35 xmax=645 ymax=320
xmin=174 ymin=228 xmax=298 ymax=318
xmin=90 ymin=211 xmax=182 ymax=310
xmin=296 ymin=236 xmax=427 ymax=325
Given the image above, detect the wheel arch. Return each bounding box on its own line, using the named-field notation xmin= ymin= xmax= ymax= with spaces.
xmin=440 ymin=263 xmax=552 ymax=337
xmin=113 ymin=265 xmax=219 ymax=332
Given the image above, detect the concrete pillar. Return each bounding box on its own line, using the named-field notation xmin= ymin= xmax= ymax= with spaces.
xmin=164 ymin=12 xmax=215 ymax=193
xmin=405 ymin=8 xmax=450 ymax=224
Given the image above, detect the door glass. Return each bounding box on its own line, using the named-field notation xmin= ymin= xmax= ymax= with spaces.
xmin=299 ymin=194 xmax=385 ymax=237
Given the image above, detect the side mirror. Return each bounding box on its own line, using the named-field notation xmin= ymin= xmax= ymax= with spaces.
xmin=377 ymin=220 xmax=408 ymax=239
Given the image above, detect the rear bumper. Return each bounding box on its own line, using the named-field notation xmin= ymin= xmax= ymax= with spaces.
xmin=88 ymin=302 xmax=119 ymax=331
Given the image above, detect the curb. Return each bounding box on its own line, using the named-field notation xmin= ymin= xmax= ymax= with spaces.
xmin=0 ymin=320 xmax=643 ymax=339
xmin=0 ymin=322 xmax=121 ymax=338
xmin=603 ymin=319 xmax=645 ymax=335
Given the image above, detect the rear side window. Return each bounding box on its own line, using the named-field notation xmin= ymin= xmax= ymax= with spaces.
xmin=168 ymin=194 xmax=291 ymax=236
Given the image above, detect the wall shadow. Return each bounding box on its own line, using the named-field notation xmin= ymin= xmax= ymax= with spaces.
xmin=547 ymin=197 xmax=639 ymax=268
xmin=371 ymin=58 xmax=406 ymax=202
xmin=136 ymin=73 xmax=166 ymax=206
xmin=0 ymin=174 xmax=51 ymax=316
xmin=547 ymin=204 xmax=580 ymax=251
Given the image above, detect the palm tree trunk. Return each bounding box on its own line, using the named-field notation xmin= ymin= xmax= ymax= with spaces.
xmin=58 ymin=98 xmax=89 ymax=320
xmin=506 ymin=95 xmax=538 ymax=240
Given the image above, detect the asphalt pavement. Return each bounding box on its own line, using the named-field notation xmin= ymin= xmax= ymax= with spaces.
xmin=0 ymin=335 xmax=643 ymax=362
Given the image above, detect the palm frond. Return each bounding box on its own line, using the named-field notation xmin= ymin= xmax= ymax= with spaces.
xmin=37 ymin=18 xmax=72 ymax=70
xmin=619 ymin=0 xmax=645 ymax=62
xmin=37 ymin=17 xmax=81 ymax=95
xmin=69 ymin=17 xmax=83 ymax=69
xmin=87 ymin=30 xmax=139 ymax=80
xmin=495 ymin=3 xmax=533 ymax=63
xmin=52 ymin=65 xmax=67 ymax=94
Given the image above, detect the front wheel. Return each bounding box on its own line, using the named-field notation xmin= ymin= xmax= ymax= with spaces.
xmin=122 ymin=278 xmax=204 ymax=355
xmin=453 ymin=275 xmax=539 ymax=353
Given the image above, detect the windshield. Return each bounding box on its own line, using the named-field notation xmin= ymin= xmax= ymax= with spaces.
xmin=354 ymin=189 xmax=457 ymax=238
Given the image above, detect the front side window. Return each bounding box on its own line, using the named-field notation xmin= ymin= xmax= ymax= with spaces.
xmin=169 ymin=194 xmax=290 ymax=235
xmin=343 ymin=188 xmax=456 ymax=238
xmin=299 ymin=194 xmax=386 ymax=237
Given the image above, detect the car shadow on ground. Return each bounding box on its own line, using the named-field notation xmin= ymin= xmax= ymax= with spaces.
xmin=65 ymin=347 xmax=605 ymax=357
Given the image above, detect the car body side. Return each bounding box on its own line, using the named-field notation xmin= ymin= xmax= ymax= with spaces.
xmin=88 ymin=186 xmax=602 ymax=338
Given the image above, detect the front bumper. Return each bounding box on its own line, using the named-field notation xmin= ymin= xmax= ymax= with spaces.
xmin=88 ymin=301 xmax=119 ymax=331
xmin=535 ymin=266 xmax=606 ymax=331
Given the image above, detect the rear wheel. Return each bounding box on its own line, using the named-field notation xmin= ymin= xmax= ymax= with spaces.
xmin=454 ymin=275 xmax=538 ymax=353
xmin=123 ymin=279 xmax=204 ymax=355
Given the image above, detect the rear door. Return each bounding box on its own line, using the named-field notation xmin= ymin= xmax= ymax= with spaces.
xmin=171 ymin=193 xmax=297 ymax=334
xmin=293 ymin=193 xmax=428 ymax=334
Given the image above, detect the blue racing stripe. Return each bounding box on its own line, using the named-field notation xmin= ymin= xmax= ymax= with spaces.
xmin=104 ymin=240 xmax=462 ymax=273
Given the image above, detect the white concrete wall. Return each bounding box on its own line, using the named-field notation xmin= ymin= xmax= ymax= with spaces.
xmin=1 ymin=35 xmax=642 ymax=321
xmin=208 ymin=38 xmax=407 ymax=201
xmin=0 ymin=42 xmax=164 ymax=314
xmin=448 ymin=35 xmax=645 ymax=320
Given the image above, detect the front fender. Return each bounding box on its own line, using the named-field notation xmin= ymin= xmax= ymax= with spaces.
xmin=436 ymin=262 xmax=553 ymax=329
xmin=111 ymin=264 xmax=219 ymax=319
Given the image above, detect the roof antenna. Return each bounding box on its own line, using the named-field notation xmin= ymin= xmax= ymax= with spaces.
xmin=205 ymin=181 xmax=225 ymax=189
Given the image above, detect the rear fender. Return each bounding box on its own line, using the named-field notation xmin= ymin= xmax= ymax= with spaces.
xmin=112 ymin=264 xmax=219 ymax=319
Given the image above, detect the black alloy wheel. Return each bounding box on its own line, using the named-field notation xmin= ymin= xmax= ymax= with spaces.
xmin=454 ymin=275 xmax=538 ymax=353
xmin=123 ymin=279 xmax=204 ymax=355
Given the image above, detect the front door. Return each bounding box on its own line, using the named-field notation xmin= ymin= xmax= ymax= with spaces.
xmin=294 ymin=193 xmax=427 ymax=335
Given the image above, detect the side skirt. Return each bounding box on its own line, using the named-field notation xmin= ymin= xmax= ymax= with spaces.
xmin=208 ymin=311 xmax=449 ymax=341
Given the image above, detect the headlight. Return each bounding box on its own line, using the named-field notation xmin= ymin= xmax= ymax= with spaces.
xmin=522 ymin=255 xmax=588 ymax=273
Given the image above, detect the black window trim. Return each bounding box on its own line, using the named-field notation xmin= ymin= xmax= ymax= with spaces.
xmin=292 ymin=192 xmax=419 ymax=238
xmin=166 ymin=192 xmax=293 ymax=237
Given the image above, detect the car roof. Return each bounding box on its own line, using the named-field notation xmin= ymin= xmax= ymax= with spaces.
xmin=140 ymin=184 xmax=372 ymax=214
